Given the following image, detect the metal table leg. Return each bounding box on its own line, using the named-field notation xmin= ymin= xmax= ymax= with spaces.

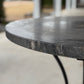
xmin=83 ymin=60 xmax=84 ymax=84
xmin=53 ymin=55 xmax=68 ymax=84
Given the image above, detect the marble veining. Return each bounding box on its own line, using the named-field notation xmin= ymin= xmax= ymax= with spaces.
xmin=5 ymin=16 xmax=84 ymax=60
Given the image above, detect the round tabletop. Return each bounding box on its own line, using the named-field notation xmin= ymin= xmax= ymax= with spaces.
xmin=5 ymin=16 xmax=84 ymax=60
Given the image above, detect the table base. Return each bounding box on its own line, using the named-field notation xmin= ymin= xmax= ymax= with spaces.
xmin=53 ymin=55 xmax=68 ymax=84
xmin=54 ymin=55 xmax=84 ymax=84
xmin=83 ymin=60 xmax=84 ymax=84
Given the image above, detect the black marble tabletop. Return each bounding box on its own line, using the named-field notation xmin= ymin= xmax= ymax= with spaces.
xmin=5 ymin=16 xmax=84 ymax=59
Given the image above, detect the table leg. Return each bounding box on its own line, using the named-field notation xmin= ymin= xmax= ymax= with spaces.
xmin=83 ymin=60 xmax=84 ymax=84
xmin=53 ymin=55 xmax=68 ymax=84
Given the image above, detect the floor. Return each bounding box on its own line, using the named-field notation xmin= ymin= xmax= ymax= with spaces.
xmin=62 ymin=8 xmax=84 ymax=16
xmin=0 ymin=33 xmax=83 ymax=84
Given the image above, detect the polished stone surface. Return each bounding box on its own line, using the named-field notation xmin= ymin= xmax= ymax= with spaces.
xmin=5 ymin=16 xmax=84 ymax=59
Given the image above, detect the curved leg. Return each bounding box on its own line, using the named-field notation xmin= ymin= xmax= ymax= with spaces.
xmin=83 ymin=60 xmax=84 ymax=84
xmin=53 ymin=55 xmax=68 ymax=84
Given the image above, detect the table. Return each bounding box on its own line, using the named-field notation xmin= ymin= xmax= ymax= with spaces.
xmin=5 ymin=16 xmax=84 ymax=84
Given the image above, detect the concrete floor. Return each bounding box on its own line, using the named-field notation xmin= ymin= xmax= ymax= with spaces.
xmin=62 ymin=8 xmax=84 ymax=16
xmin=0 ymin=32 xmax=83 ymax=84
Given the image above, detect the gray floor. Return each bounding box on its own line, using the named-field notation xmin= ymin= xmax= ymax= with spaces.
xmin=0 ymin=33 xmax=83 ymax=84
